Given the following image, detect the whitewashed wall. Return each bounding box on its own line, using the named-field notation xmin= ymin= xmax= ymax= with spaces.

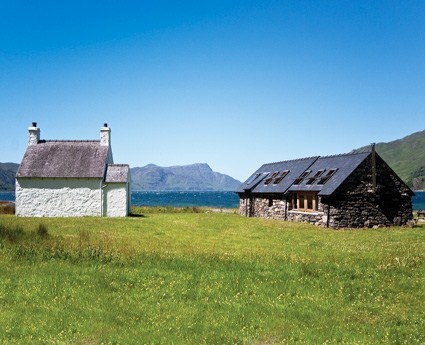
xmin=104 ymin=183 xmax=129 ymax=217
xmin=16 ymin=178 xmax=102 ymax=217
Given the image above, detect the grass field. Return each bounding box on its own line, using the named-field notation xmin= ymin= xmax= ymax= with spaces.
xmin=0 ymin=207 xmax=424 ymax=344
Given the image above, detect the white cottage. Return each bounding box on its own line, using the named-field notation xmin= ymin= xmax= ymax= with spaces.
xmin=15 ymin=122 xmax=131 ymax=217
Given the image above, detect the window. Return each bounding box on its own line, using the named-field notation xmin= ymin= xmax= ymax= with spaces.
xmin=298 ymin=194 xmax=305 ymax=208
xmin=265 ymin=171 xmax=280 ymax=185
xmin=317 ymin=168 xmax=338 ymax=185
xmin=303 ymin=169 xmax=327 ymax=185
xmin=306 ymin=177 xmax=316 ymax=185
xmin=273 ymin=170 xmax=290 ymax=184
xmin=307 ymin=194 xmax=314 ymax=209
xmin=314 ymin=169 xmax=326 ymax=178
xmin=293 ymin=170 xmax=311 ymax=185
xmin=247 ymin=173 xmax=261 ymax=185
xmin=268 ymin=198 xmax=273 ymax=207
xmin=292 ymin=192 xmax=319 ymax=211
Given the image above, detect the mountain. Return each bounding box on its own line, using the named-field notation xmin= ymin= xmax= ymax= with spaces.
xmin=130 ymin=163 xmax=241 ymax=191
xmin=0 ymin=163 xmax=19 ymax=191
xmin=352 ymin=129 xmax=425 ymax=190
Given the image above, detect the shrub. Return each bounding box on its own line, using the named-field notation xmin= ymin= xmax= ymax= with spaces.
xmin=0 ymin=202 xmax=15 ymax=215
xmin=37 ymin=223 xmax=49 ymax=238
xmin=0 ymin=223 xmax=24 ymax=243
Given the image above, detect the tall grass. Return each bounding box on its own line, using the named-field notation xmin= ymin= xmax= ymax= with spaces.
xmin=0 ymin=210 xmax=424 ymax=344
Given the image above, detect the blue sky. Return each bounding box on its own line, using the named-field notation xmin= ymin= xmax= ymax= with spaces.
xmin=1 ymin=1 xmax=424 ymax=181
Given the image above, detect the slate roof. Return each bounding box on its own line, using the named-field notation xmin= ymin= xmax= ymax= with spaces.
xmin=236 ymin=157 xmax=319 ymax=194
xmin=16 ymin=140 xmax=110 ymax=178
xmin=237 ymin=152 xmax=372 ymax=196
xmin=288 ymin=152 xmax=370 ymax=196
xmin=105 ymin=164 xmax=129 ymax=183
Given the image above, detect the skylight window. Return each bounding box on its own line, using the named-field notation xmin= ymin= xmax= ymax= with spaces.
xmin=293 ymin=170 xmax=311 ymax=185
xmin=306 ymin=177 xmax=316 ymax=185
xmin=273 ymin=170 xmax=290 ymax=184
xmin=317 ymin=168 xmax=338 ymax=185
xmin=246 ymin=173 xmax=261 ymax=185
xmin=265 ymin=171 xmax=280 ymax=185
xmin=305 ymin=169 xmax=326 ymax=185
xmin=313 ymin=169 xmax=325 ymax=178
xmin=264 ymin=177 xmax=273 ymax=185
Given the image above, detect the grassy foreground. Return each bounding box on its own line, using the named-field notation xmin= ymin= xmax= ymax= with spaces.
xmin=0 ymin=207 xmax=424 ymax=344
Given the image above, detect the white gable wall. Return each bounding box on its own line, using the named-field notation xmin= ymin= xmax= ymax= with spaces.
xmin=103 ymin=182 xmax=129 ymax=217
xmin=16 ymin=178 xmax=102 ymax=217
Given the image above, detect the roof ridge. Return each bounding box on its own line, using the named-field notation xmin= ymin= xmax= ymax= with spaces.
xmin=43 ymin=140 xmax=100 ymax=143
xmin=318 ymin=151 xmax=370 ymax=159
xmin=263 ymin=156 xmax=320 ymax=166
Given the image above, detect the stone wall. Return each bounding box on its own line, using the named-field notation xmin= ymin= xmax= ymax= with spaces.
xmin=239 ymin=194 xmax=327 ymax=224
xmin=238 ymin=154 xmax=413 ymax=228
xmin=286 ymin=210 xmax=326 ymax=225
xmin=324 ymin=156 xmax=413 ymax=228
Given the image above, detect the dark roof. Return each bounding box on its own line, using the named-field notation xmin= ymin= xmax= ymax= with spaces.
xmin=16 ymin=141 xmax=110 ymax=178
xmin=105 ymin=164 xmax=129 ymax=183
xmin=236 ymin=157 xmax=319 ymax=194
xmin=237 ymin=152 xmax=371 ymax=196
xmin=288 ymin=152 xmax=370 ymax=196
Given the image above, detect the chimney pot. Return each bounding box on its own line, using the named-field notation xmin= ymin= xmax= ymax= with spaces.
xmin=32 ymin=122 xmax=37 ymax=127
xmin=104 ymin=123 xmax=108 ymax=127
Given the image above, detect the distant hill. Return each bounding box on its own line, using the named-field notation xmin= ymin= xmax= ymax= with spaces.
xmin=130 ymin=163 xmax=241 ymax=191
xmin=0 ymin=163 xmax=19 ymax=191
xmin=352 ymin=129 xmax=425 ymax=190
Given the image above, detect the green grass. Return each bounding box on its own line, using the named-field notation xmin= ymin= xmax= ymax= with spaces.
xmin=1 ymin=208 xmax=424 ymax=344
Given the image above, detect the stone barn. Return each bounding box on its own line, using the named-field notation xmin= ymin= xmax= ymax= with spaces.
xmin=16 ymin=122 xmax=131 ymax=217
xmin=236 ymin=149 xmax=413 ymax=228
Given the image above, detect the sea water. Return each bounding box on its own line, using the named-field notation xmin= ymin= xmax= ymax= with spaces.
xmin=131 ymin=191 xmax=240 ymax=208
xmin=1 ymin=190 xmax=424 ymax=210
xmin=0 ymin=191 xmax=240 ymax=209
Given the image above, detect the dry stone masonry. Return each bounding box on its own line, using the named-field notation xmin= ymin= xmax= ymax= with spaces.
xmin=237 ymin=150 xmax=413 ymax=228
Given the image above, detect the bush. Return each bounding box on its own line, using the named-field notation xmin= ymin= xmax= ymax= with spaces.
xmin=37 ymin=223 xmax=49 ymax=238
xmin=0 ymin=202 xmax=15 ymax=215
xmin=0 ymin=223 xmax=24 ymax=243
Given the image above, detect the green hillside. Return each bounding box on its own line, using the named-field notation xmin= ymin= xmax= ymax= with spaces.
xmin=0 ymin=163 xmax=18 ymax=191
xmin=130 ymin=163 xmax=241 ymax=191
xmin=353 ymin=130 xmax=425 ymax=190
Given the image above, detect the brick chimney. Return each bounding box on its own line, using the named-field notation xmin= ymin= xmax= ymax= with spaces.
xmin=100 ymin=123 xmax=111 ymax=146
xmin=28 ymin=122 xmax=40 ymax=146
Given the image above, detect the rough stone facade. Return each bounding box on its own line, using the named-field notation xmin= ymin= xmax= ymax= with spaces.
xmin=238 ymin=154 xmax=413 ymax=228
xmin=239 ymin=196 xmax=327 ymax=225
xmin=323 ymin=155 xmax=413 ymax=228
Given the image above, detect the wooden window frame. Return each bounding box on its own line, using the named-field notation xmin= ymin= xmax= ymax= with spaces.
xmin=292 ymin=192 xmax=319 ymax=212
